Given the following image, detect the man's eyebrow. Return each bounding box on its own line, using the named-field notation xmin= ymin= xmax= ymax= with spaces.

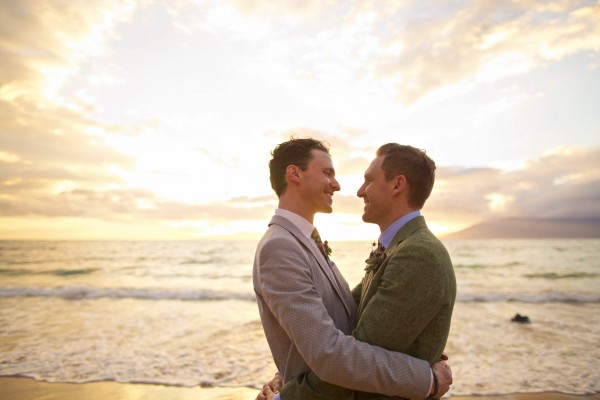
xmin=323 ymin=167 xmax=335 ymax=174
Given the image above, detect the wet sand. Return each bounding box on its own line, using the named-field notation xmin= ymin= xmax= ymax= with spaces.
xmin=0 ymin=376 xmax=598 ymax=400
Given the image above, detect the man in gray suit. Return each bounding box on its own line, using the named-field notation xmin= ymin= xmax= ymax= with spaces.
xmin=253 ymin=138 xmax=452 ymax=399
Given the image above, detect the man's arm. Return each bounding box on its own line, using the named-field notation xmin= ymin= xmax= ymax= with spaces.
xmin=257 ymin=237 xmax=431 ymax=398
xmin=277 ymin=360 xmax=452 ymax=400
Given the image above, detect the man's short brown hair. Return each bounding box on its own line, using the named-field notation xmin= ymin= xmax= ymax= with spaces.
xmin=377 ymin=143 xmax=436 ymax=209
xmin=269 ymin=137 xmax=330 ymax=197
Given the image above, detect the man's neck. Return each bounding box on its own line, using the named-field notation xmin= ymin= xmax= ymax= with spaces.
xmin=378 ymin=210 xmax=422 ymax=248
xmin=378 ymin=207 xmax=419 ymax=233
xmin=278 ymin=199 xmax=314 ymax=225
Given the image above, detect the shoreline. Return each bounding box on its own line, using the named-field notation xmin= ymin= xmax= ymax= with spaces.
xmin=0 ymin=377 xmax=598 ymax=400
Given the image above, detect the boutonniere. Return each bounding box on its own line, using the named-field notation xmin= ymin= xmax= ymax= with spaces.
xmin=323 ymin=240 xmax=332 ymax=257
xmin=365 ymin=241 xmax=386 ymax=273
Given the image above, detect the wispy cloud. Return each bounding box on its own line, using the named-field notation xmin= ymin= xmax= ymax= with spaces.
xmin=0 ymin=1 xmax=135 ymax=99
xmin=4 ymin=138 xmax=598 ymax=228
xmin=427 ymin=145 xmax=600 ymax=229
xmin=371 ymin=1 xmax=600 ymax=103
xmin=210 ymin=1 xmax=600 ymax=104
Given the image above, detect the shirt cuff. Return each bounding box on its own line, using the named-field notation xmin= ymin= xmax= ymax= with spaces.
xmin=274 ymin=393 xmax=281 ymax=400
xmin=427 ymin=368 xmax=434 ymax=397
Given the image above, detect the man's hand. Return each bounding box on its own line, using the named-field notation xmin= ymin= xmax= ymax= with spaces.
xmin=256 ymin=384 xmax=276 ymax=400
xmin=431 ymin=359 xmax=453 ymax=398
xmin=267 ymin=372 xmax=282 ymax=393
xmin=255 ymin=372 xmax=281 ymax=400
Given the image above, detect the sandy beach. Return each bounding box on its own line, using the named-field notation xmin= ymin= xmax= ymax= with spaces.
xmin=1 ymin=377 xmax=599 ymax=400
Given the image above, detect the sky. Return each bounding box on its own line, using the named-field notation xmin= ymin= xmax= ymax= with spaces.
xmin=1 ymin=0 xmax=599 ymax=241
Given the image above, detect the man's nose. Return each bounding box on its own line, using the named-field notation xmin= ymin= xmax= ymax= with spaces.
xmin=332 ymin=178 xmax=341 ymax=191
xmin=357 ymin=184 xmax=365 ymax=198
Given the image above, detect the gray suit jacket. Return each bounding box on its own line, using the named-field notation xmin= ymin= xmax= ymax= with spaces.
xmin=279 ymin=216 xmax=456 ymax=399
xmin=253 ymin=215 xmax=431 ymax=398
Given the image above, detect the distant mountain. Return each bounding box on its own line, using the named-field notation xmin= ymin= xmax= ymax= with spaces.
xmin=443 ymin=217 xmax=600 ymax=239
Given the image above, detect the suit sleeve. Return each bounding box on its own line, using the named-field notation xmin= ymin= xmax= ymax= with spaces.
xmin=257 ymin=236 xmax=431 ymax=398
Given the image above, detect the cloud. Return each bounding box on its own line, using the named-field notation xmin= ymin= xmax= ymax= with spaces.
xmin=506 ymin=146 xmax=600 ymax=218
xmin=1 ymin=99 xmax=132 ymax=165
xmin=350 ymin=1 xmax=600 ymax=104
xmin=0 ymin=184 xmax=278 ymax=223
xmin=0 ymin=96 xmax=134 ymax=218
xmin=7 ymin=0 xmax=594 ymax=111
xmin=0 ymin=1 xmax=136 ymax=99
xmin=0 ymin=1 xmax=140 ymax=190
xmin=426 ymin=145 xmax=600 ymax=228
xmin=206 ymin=1 xmax=600 ymax=104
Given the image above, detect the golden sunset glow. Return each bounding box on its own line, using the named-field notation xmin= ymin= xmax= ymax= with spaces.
xmin=1 ymin=1 xmax=599 ymax=240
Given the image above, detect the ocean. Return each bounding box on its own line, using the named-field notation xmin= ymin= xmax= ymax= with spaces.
xmin=0 ymin=239 xmax=599 ymax=397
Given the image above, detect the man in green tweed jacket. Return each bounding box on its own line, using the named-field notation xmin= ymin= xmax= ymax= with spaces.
xmin=262 ymin=143 xmax=456 ymax=400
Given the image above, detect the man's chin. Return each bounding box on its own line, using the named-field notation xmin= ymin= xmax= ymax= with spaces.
xmin=318 ymin=206 xmax=333 ymax=214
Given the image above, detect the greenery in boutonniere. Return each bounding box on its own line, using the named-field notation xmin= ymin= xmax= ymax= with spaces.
xmin=323 ymin=240 xmax=332 ymax=257
xmin=364 ymin=241 xmax=386 ymax=273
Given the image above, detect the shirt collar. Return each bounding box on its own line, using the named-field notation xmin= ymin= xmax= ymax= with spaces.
xmin=275 ymin=208 xmax=315 ymax=240
xmin=379 ymin=210 xmax=421 ymax=249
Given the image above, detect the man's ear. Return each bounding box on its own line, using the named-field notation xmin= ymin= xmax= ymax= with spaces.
xmin=286 ymin=165 xmax=301 ymax=184
xmin=392 ymin=175 xmax=407 ymax=193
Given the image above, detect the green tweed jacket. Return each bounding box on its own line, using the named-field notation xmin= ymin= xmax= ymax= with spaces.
xmin=279 ymin=216 xmax=456 ymax=400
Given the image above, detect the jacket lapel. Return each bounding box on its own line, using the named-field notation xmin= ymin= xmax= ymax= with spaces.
xmin=269 ymin=215 xmax=355 ymax=321
xmin=357 ymin=216 xmax=428 ymax=319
